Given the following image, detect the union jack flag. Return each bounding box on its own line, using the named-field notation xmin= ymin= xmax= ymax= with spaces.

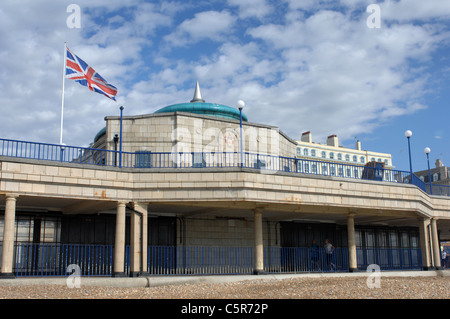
xmin=65 ymin=47 xmax=118 ymax=101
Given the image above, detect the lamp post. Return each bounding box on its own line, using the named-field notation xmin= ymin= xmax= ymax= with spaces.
xmin=424 ymin=147 xmax=433 ymax=195
xmin=236 ymin=100 xmax=245 ymax=168
xmin=113 ymin=134 xmax=119 ymax=166
xmin=405 ymin=130 xmax=413 ymax=183
xmin=119 ymin=106 xmax=124 ymax=168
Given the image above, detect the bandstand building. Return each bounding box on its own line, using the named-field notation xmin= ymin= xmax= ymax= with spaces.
xmin=1 ymin=83 xmax=450 ymax=278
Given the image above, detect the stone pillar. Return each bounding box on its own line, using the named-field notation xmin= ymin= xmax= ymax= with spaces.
xmin=253 ymin=208 xmax=264 ymax=275
xmin=418 ymin=217 xmax=432 ymax=270
xmin=131 ymin=202 xmax=148 ymax=276
xmin=431 ymin=218 xmax=441 ymax=269
xmin=1 ymin=194 xmax=18 ymax=278
xmin=347 ymin=213 xmax=357 ymax=272
xmin=113 ymin=201 xmax=126 ymax=277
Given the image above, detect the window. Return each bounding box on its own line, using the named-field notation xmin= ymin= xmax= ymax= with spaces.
xmin=371 ymin=157 xmax=376 ymax=162
xmin=192 ymin=153 xmax=206 ymax=167
xmin=312 ymin=163 xmax=317 ymax=173
xmin=321 ymin=151 xmax=326 ymax=158
xmin=303 ymin=148 xmax=309 ymax=156
xmin=345 ymin=154 xmax=350 ymax=162
xmin=360 ymin=156 xmax=365 ymax=163
xmin=135 ymin=151 xmax=152 ymax=168
xmin=337 ymin=153 xmax=342 ymax=161
xmin=433 ymin=173 xmax=439 ymax=182
xmin=329 ymin=152 xmax=335 ymax=159
xmin=297 ymin=147 xmax=302 ymax=156
xmin=384 ymin=159 xmax=389 ymax=165
xmin=353 ymin=155 xmax=357 ymax=162
xmin=311 ymin=149 xmax=316 ymax=157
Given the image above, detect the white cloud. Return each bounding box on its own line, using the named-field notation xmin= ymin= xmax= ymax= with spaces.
xmin=381 ymin=0 xmax=450 ymax=22
xmin=164 ymin=10 xmax=237 ymax=47
xmin=1 ymin=0 xmax=449 ymax=151
xmin=227 ymin=0 xmax=271 ymax=20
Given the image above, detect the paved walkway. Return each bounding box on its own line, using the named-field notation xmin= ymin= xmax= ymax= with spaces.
xmin=0 ymin=269 xmax=448 ymax=288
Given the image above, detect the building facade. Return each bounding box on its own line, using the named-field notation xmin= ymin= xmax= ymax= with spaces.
xmin=1 ymin=84 xmax=449 ymax=278
xmin=296 ymin=131 xmax=393 ymax=169
xmin=415 ymin=159 xmax=450 ymax=196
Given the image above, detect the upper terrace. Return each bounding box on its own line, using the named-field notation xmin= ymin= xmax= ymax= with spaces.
xmin=1 ymin=137 xmax=449 ymax=198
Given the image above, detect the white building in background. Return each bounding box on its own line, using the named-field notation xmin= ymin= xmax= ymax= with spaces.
xmin=295 ymin=131 xmax=393 ymax=168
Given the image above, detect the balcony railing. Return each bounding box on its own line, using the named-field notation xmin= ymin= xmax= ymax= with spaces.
xmin=0 ymin=137 xmax=433 ymax=195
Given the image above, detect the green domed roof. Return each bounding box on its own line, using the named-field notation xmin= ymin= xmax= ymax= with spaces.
xmin=154 ymin=102 xmax=248 ymax=121
xmin=154 ymin=82 xmax=248 ymax=121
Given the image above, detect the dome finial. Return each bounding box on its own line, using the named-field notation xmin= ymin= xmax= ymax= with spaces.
xmin=190 ymin=81 xmax=205 ymax=103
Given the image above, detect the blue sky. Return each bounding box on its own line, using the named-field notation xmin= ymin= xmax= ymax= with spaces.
xmin=0 ymin=0 xmax=449 ymax=172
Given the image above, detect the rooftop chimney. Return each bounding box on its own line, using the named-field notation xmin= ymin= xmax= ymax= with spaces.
xmin=356 ymin=140 xmax=361 ymax=151
xmin=436 ymin=159 xmax=444 ymax=168
xmin=301 ymin=131 xmax=312 ymax=143
xmin=327 ymin=134 xmax=339 ymax=147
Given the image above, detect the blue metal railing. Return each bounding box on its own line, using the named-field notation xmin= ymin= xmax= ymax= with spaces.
xmin=11 ymin=244 xmax=423 ymax=277
xmin=0 ymin=137 xmax=430 ymax=194
xmin=14 ymin=243 xmax=113 ymax=277
xmin=357 ymin=247 xmax=423 ymax=271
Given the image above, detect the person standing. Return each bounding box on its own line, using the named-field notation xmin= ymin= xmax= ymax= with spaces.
xmin=324 ymin=239 xmax=335 ymax=271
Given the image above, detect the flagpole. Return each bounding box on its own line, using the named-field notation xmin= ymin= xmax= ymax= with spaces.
xmin=60 ymin=42 xmax=67 ymax=145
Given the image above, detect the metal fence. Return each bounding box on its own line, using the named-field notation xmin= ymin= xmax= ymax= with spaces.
xmin=357 ymin=247 xmax=423 ymax=271
xmin=14 ymin=243 xmax=113 ymax=277
xmin=10 ymin=244 xmax=423 ymax=277
xmin=0 ymin=137 xmax=433 ymax=195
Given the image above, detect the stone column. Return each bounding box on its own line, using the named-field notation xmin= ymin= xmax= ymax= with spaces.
xmin=113 ymin=201 xmax=127 ymax=277
xmin=347 ymin=213 xmax=357 ymax=272
xmin=131 ymin=202 xmax=148 ymax=276
xmin=1 ymin=194 xmax=18 ymax=278
xmin=418 ymin=217 xmax=432 ymax=270
xmin=253 ymin=208 xmax=264 ymax=275
xmin=431 ymin=218 xmax=441 ymax=269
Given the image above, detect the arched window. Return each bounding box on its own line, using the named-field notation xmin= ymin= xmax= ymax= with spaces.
xmin=337 ymin=153 xmax=342 ymax=161
xmin=345 ymin=154 xmax=350 ymax=161
xmin=297 ymin=147 xmax=301 ymax=156
xmin=353 ymin=155 xmax=357 ymax=162
xmin=303 ymin=148 xmax=309 ymax=156
xmin=360 ymin=156 xmax=365 ymax=163
xmin=311 ymin=149 xmax=316 ymax=157
xmin=329 ymin=152 xmax=335 ymax=159
xmin=321 ymin=151 xmax=326 ymax=158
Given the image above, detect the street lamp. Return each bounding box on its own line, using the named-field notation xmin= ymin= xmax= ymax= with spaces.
xmin=236 ymin=100 xmax=245 ymax=168
xmin=405 ymin=130 xmax=413 ymax=183
xmin=424 ymin=147 xmax=433 ymax=195
xmin=113 ymin=134 xmax=119 ymax=166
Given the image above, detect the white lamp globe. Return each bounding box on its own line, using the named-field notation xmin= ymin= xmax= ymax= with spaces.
xmin=405 ymin=130 xmax=412 ymax=138
xmin=236 ymin=100 xmax=245 ymax=110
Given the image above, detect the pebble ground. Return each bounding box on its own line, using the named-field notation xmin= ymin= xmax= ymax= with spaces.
xmin=0 ymin=276 xmax=449 ymax=299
